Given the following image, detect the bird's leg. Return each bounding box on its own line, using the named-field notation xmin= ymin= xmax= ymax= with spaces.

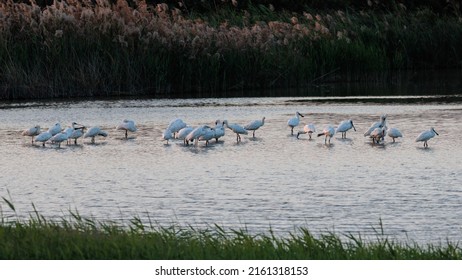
xmin=291 ymin=127 xmax=294 ymax=135
xmin=125 ymin=130 xmax=128 ymax=139
xmin=253 ymin=131 xmax=255 ymax=138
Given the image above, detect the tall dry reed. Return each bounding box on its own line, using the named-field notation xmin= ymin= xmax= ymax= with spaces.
xmin=0 ymin=0 xmax=461 ymax=99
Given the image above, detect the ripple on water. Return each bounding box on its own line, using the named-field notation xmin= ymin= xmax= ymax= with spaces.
xmin=0 ymin=97 xmax=462 ymax=244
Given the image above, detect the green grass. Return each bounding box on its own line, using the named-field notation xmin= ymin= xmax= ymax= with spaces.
xmin=1 ymin=197 xmax=461 ymax=260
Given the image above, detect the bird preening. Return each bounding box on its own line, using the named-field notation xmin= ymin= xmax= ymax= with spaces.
xmin=20 ymin=114 xmax=439 ymax=149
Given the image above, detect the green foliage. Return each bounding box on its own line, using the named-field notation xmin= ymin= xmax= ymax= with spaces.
xmin=0 ymin=200 xmax=461 ymax=259
xmin=1 ymin=1 xmax=462 ymax=100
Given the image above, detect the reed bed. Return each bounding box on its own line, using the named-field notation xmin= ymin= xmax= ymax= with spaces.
xmin=1 ymin=197 xmax=461 ymax=260
xmin=1 ymin=0 xmax=462 ymax=99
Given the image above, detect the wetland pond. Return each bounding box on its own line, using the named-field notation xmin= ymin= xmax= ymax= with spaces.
xmin=1 ymin=94 xmax=462 ymax=244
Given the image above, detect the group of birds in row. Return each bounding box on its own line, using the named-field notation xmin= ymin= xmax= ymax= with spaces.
xmin=21 ymin=113 xmax=439 ymax=148
xmin=160 ymin=117 xmax=266 ymax=146
xmin=21 ymin=119 xmax=137 ymax=147
xmin=287 ymin=111 xmax=439 ymax=147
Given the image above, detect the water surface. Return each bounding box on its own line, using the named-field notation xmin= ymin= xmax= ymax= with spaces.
xmin=1 ymin=96 xmax=461 ymax=244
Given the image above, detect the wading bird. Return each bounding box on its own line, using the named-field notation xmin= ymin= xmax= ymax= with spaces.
xmin=176 ymin=126 xmax=194 ymax=145
xmin=288 ymin=112 xmax=304 ymax=135
xmin=34 ymin=131 xmax=52 ymax=147
xmin=84 ymin=126 xmax=108 ymax=143
xmin=415 ymin=127 xmax=439 ymax=148
xmin=116 ymin=119 xmax=137 ymax=139
xmin=296 ymin=124 xmax=316 ymax=139
xmin=364 ymin=114 xmax=387 ymax=137
xmin=213 ymin=120 xmax=225 ymax=142
xmin=185 ymin=125 xmax=208 ymax=146
xmin=167 ymin=118 xmax=187 ymax=137
xmin=68 ymin=122 xmax=86 ymax=145
xmin=336 ymin=119 xmax=356 ymax=139
xmin=317 ymin=125 xmax=335 ymax=144
xmin=162 ymin=128 xmax=173 ymax=144
xmin=223 ymin=120 xmax=248 ymax=143
xmin=198 ymin=126 xmax=216 ymax=146
xmin=47 ymin=123 xmax=62 ymax=136
xmin=370 ymin=127 xmax=386 ymax=144
xmin=387 ymin=127 xmax=403 ymax=143
xmin=244 ymin=117 xmax=265 ymax=138
xmin=22 ymin=125 xmax=41 ymax=143
xmin=50 ymin=128 xmax=73 ymax=148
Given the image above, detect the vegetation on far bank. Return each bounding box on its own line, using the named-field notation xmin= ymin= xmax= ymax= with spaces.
xmin=1 ymin=198 xmax=461 ymax=260
xmin=1 ymin=0 xmax=462 ymax=100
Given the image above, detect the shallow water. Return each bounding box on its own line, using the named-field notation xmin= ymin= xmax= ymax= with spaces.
xmin=1 ymin=96 xmax=462 ymax=244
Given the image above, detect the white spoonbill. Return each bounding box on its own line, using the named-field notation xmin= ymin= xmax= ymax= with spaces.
xmin=387 ymin=127 xmax=403 ymax=143
xmin=22 ymin=125 xmax=41 ymax=143
xmin=167 ymin=118 xmax=187 ymax=137
xmin=47 ymin=123 xmax=62 ymax=136
xmin=244 ymin=117 xmax=265 ymax=138
xmin=288 ymin=112 xmax=304 ymax=135
xmin=50 ymin=128 xmax=72 ymax=148
xmin=199 ymin=126 xmax=216 ymax=146
xmin=336 ymin=119 xmax=356 ymax=138
xmin=370 ymin=126 xmax=386 ymax=144
xmin=364 ymin=114 xmax=387 ymax=137
xmin=176 ymin=126 xmax=194 ymax=145
xmin=296 ymin=124 xmax=316 ymax=139
xmin=185 ymin=125 xmax=208 ymax=146
xmin=116 ymin=119 xmax=137 ymax=139
xmin=223 ymin=120 xmax=248 ymax=143
xmin=162 ymin=128 xmax=173 ymax=144
xmin=84 ymin=126 xmax=108 ymax=143
xmin=69 ymin=128 xmax=85 ymax=145
xmin=317 ymin=125 xmax=335 ymax=144
xmin=64 ymin=122 xmax=85 ymax=144
xmin=68 ymin=122 xmax=86 ymax=145
xmin=415 ymin=127 xmax=439 ymax=148
xmin=213 ymin=120 xmax=225 ymax=142
xmin=34 ymin=131 xmax=52 ymax=147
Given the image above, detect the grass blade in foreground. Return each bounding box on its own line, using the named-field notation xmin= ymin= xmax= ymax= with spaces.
xmin=0 ymin=211 xmax=460 ymax=260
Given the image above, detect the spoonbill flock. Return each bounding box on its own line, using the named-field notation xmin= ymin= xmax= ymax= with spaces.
xmin=20 ymin=113 xmax=439 ymax=148
xmin=21 ymin=120 xmax=133 ymax=147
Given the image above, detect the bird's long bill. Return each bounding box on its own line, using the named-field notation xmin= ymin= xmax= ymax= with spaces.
xmin=352 ymin=124 xmax=356 ymax=131
xmin=300 ymin=113 xmax=305 ymax=117
xmin=434 ymin=130 xmax=439 ymax=135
